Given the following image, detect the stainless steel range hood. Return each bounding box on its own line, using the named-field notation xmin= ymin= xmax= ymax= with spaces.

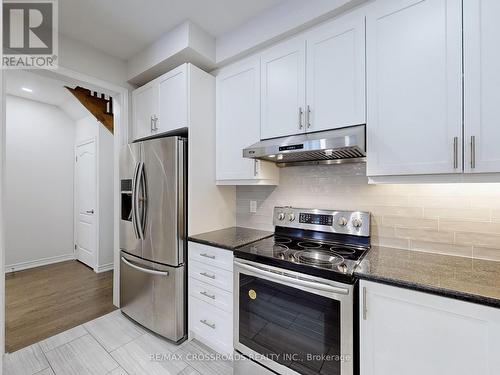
xmin=243 ymin=125 xmax=366 ymax=167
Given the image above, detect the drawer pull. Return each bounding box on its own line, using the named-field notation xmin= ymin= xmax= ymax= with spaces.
xmin=200 ymin=253 xmax=215 ymax=259
xmin=200 ymin=272 xmax=215 ymax=280
xmin=200 ymin=319 xmax=216 ymax=329
xmin=200 ymin=291 xmax=216 ymax=300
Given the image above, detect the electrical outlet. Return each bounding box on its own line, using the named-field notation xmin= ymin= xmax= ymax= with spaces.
xmin=250 ymin=200 xmax=257 ymax=213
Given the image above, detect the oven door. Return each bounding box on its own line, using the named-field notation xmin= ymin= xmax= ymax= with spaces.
xmin=234 ymin=259 xmax=354 ymax=375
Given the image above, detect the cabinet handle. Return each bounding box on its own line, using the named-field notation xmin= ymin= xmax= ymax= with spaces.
xmin=253 ymin=160 xmax=258 ymax=177
xmin=298 ymin=107 xmax=303 ymax=129
xmin=200 ymin=319 xmax=216 ymax=329
xmin=453 ymin=137 xmax=458 ymax=169
xmin=200 ymin=272 xmax=215 ymax=280
xmin=150 ymin=115 xmax=154 ymax=132
xmin=151 ymin=115 xmax=158 ymax=131
xmin=200 ymin=291 xmax=216 ymax=300
xmin=362 ymin=287 xmax=367 ymax=320
xmin=306 ymin=105 xmax=311 ymax=128
xmin=471 ymin=136 xmax=476 ymax=169
xmin=200 ymin=253 xmax=215 ymax=259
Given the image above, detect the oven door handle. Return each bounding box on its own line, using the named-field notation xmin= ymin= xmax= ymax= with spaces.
xmin=234 ymin=260 xmax=349 ymax=295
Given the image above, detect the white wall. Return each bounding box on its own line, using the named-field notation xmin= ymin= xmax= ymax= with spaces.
xmin=75 ymin=116 xmax=114 ymax=270
xmin=5 ymin=95 xmax=75 ymax=269
xmin=59 ymin=34 xmax=129 ymax=88
xmin=127 ymin=21 xmax=216 ymax=85
xmin=215 ymin=0 xmax=368 ymax=65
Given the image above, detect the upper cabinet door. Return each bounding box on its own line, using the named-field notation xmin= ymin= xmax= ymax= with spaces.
xmin=305 ymin=12 xmax=366 ymax=132
xmin=464 ymin=0 xmax=500 ymax=173
xmin=216 ymin=58 xmax=262 ymax=181
xmin=133 ymin=83 xmax=159 ymax=141
xmin=261 ymin=37 xmax=306 ymax=140
xmin=158 ymin=64 xmax=188 ymax=134
xmin=366 ymin=0 xmax=463 ymax=176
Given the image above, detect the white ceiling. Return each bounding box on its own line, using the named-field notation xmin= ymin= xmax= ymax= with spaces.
xmin=59 ymin=0 xmax=284 ymax=60
xmin=5 ymin=70 xmax=89 ymax=121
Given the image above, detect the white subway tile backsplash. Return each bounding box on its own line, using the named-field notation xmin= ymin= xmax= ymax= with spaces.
xmin=236 ymin=163 xmax=500 ymax=261
xmin=473 ymin=247 xmax=500 ymax=262
xmin=410 ymin=240 xmax=473 ymax=258
xmin=423 ymin=207 xmax=491 ymax=221
xmin=383 ymin=216 xmax=438 ymax=230
xmin=439 ymin=220 xmax=500 ymax=235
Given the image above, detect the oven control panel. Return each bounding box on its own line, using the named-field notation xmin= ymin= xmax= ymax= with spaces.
xmin=273 ymin=207 xmax=370 ymax=237
xmin=299 ymin=213 xmax=333 ymax=226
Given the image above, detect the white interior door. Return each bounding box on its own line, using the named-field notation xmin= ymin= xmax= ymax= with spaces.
xmin=75 ymin=139 xmax=97 ymax=269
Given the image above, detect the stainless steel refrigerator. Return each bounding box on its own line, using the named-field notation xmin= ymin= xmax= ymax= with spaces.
xmin=119 ymin=135 xmax=187 ymax=343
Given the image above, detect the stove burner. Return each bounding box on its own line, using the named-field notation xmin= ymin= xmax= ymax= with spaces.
xmin=329 ymin=247 xmax=356 ymax=256
xmin=277 ymin=249 xmax=295 ymax=261
xmin=274 ymin=236 xmax=292 ymax=244
xmin=251 ymin=243 xmax=288 ymax=255
xmin=272 ymin=244 xmax=289 ymax=259
xmin=294 ymin=250 xmax=344 ymax=267
xmin=297 ymin=241 xmax=322 ymax=249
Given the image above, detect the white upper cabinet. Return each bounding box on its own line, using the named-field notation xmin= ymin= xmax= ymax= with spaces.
xmin=132 ymin=83 xmax=159 ymax=140
xmin=360 ymin=280 xmax=500 ymax=375
xmin=260 ymin=13 xmax=366 ymax=140
xmin=158 ymin=64 xmax=188 ymax=134
xmin=464 ymin=0 xmax=500 ymax=173
xmin=216 ymin=57 xmax=278 ymax=185
xmin=305 ymin=12 xmax=366 ymax=132
xmin=366 ymin=0 xmax=463 ymax=176
xmin=261 ymin=37 xmax=306 ymax=139
xmin=132 ymin=63 xmax=189 ymax=141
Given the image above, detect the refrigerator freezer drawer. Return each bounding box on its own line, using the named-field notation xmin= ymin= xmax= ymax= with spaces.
xmin=120 ymin=252 xmax=186 ymax=342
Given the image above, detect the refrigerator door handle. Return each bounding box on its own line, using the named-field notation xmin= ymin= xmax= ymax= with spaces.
xmin=134 ymin=162 xmax=146 ymax=240
xmin=139 ymin=161 xmax=148 ymax=238
xmin=131 ymin=162 xmax=140 ymax=239
xmin=121 ymin=256 xmax=169 ymax=276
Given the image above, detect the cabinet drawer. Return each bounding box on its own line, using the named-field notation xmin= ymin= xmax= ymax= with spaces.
xmin=188 ymin=260 xmax=233 ymax=293
xmin=188 ymin=242 xmax=233 ymax=272
xmin=189 ymin=277 xmax=233 ymax=313
xmin=188 ymin=296 xmax=233 ymax=356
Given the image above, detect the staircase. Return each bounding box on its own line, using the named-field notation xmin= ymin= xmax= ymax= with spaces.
xmin=65 ymin=86 xmax=114 ymax=133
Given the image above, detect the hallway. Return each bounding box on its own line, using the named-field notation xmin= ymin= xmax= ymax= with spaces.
xmin=6 ymin=260 xmax=115 ymax=352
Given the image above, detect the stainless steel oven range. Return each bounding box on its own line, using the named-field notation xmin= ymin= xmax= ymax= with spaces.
xmin=233 ymin=207 xmax=371 ymax=375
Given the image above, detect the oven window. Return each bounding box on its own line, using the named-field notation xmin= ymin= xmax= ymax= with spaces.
xmin=239 ymin=274 xmax=342 ymax=375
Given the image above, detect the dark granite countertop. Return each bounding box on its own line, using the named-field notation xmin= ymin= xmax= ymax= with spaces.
xmin=188 ymin=227 xmax=273 ymax=251
xmin=355 ymin=246 xmax=500 ymax=308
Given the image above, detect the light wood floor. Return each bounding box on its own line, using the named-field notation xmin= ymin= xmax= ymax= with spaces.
xmin=6 ymin=260 xmax=116 ymax=353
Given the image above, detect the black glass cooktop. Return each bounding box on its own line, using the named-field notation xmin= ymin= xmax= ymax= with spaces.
xmin=235 ymin=234 xmax=370 ymax=282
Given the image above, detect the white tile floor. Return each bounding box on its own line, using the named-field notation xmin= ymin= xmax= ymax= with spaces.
xmin=3 ymin=310 xmax=233 ymax=375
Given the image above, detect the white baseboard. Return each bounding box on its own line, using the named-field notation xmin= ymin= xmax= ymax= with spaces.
xmin=95 ymin=263 xmax=114 ymax=273
xmin=5 ymin=253 xmax=76 ymax=273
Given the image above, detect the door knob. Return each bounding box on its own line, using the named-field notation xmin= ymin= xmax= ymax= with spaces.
xmin=86 ymin=209 xmax=95 ymax=214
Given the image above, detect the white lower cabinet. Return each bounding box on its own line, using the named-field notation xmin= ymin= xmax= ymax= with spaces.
xmin=188 ymin=242 xmax=233 ymax=356
xmin=360 ymin=280 xmax=500 ymax=375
